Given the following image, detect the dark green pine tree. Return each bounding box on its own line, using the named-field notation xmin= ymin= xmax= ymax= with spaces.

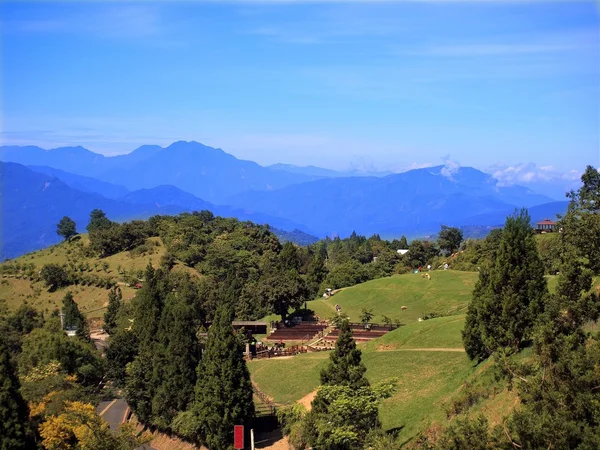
xmin=125 ymin=264 xmax=167 ymax=424
xmin=62 ymin=291 xmax=88 ymax=339
xmin=505 ymin=250 xmax=600 ymax=449
xmin=0 ymin=339 xmax=30 ymax=449
xmin=194 ymin=304 xmax=254 ymax=450
xmin=151 ymin=278 xmax=201 ymax=430
xmin=320 ymin=319 xmax=369 ymax=388
xmin=462 ymin=209 xmax=548 ymax=360
xmin=103 ymin=287 xmax=122 ymax=335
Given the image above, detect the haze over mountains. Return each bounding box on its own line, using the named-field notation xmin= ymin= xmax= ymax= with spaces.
xmin=0 ymin=141 xmax=569 ymax=259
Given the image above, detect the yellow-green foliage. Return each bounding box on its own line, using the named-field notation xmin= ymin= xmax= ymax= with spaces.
xmin=0 ymin=235 xmax=162 ymax=319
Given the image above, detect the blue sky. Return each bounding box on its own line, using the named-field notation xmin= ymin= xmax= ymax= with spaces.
xmin=1 ymin=0 xmax=598 ymax=190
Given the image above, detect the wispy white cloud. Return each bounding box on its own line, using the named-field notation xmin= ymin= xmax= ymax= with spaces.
xmin=489 ymin=162 xmax=583 ymax=186
xmin=441 ymin=155 xmax=461 ymax=180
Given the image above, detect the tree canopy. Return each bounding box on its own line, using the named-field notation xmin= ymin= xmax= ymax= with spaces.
xmin=462 ymin=209 xmax=548 ymax=360
xmin=320 ymin=320 xmax=369 ymax=389
xmin=56 ymin=216 xmax=77 ymax=241
xmin=193 ymin=304 xmax=254 ymax=449
xmin=438 ymin=225 xmax=464 ymax=255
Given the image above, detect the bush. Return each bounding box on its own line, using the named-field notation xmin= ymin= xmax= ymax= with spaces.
xmin=444 ymin=381 xmax=493 ymax=419
xmin=40 ymin=264 xmax=70 ymax=289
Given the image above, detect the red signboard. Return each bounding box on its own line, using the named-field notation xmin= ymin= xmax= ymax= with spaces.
xmin=234 ymin=425 xmax=244 ymax=449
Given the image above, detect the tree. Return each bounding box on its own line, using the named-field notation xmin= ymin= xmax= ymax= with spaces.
xmin=320 ymin=320 xmax=369 ymax=389
xmin=560 ymin=165 xmax=600 ymax=273
xmin=62 ymin=291 xmax=87 ymax=339
xmin=501 ymin=250 xmax=600 ymax=449
xmin=40 ymin=264 xmax=70 ymax=290
xmin=438 ymin=225 xmax=463 ymax=255
xmin=106 ymin=330 xmax=138 ymax=387
xmin=302 ymin=379 xmax=397 ymax=450
xmin=194 ymin=304 xmax=254 ymax=450
xmin=0 ymin=339 xmax=31 ymax=449
xmin=407 ymin=240 xmax=439 ymax=268
xmin=103 ymin=287 xmax=122 ymax=335
xmin=462 ymin=209 xmax=548 ymax=360
xmin=18 ymin=325 xmax=104 ymax=385
xmin=39 ymin=401 xmax=150 ymax=450
xmin=57 ymin=216 xmax=77 ymax=241
xmin=150 ymin=278 xmax=202 ymax=430
xmin=86 ymin=209 xmax=113 ymax=233
xmin=125 ymin=264 xmax=167 ymax=424
xmin=360 ymin=308 xmax=374 ymax=326
xmin=436 ymin=415 xmax=491 ymax=450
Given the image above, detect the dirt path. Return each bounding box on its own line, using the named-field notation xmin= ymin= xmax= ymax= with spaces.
xmin=376 ymin=347 xmax=465 ymax=353
xmin=296 ymin=389 xmax=318 ymax=411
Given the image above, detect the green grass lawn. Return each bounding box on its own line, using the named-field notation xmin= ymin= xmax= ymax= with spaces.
xmin=248 ymin=315 xmax=477 ymax=443
xmin=364 ymin=315 xmax=467 ymax=351
xmin=307 ymin=270 xmax=478 ymax=324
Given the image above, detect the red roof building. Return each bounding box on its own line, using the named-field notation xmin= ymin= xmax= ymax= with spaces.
xmin=536 ymin=218 xmax=556 ymax=233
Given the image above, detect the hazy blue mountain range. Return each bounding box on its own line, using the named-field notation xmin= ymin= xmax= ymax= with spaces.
xmin=0 ymin=162 xmax=315 ymax=259
xmin=0 ymin=141 xmax=320 ymax=203
xmin=226 ymin=165 xmax=556 ymax=236
xmin=28 ymin=165 xmax=130 ymax=199
xmin=267 ymin=163 xmax=394 ymax=178
xmin=117 ymin=184 xmax=313 ymax=235
xmin=1 ymin=141 xmax=569 ymax=258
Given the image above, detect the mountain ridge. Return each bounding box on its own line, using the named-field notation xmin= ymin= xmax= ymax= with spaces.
xmin=0 ymin=162 xmax=316 ymax=259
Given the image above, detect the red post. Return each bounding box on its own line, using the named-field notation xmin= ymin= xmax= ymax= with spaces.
xmin=234 ymin=425 xmax=244 ymax=449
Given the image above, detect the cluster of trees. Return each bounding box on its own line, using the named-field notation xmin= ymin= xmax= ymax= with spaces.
xmin=316 ymin=229 xmax=457 ymax=291
xmin=87 ymin=210 xmax=152 ymax=257
xmin=444 ymin=166 xmax=600 ymax=449
xmin=0 ymin=300 xmax=148 ymax=449
xmin=39 ymin=262 xmax=116 ymax=291
xmin=105 ymin=263 xmax=254 ymax=449
xmin=66 ymin=208 xmax=464 ymax=302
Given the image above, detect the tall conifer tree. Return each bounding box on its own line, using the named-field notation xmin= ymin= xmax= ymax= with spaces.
xmin=103 ymin=287 xmax=122 ymax=335
xmin=320 ymin=319 xmax=369 ymax=388
xmin=462 ymin=209 xmax=548 ymax=360
xmin=151 ymin=277 xmax=201 ymax=430
xmin=194 ymin=304 xmax=254 ymax=450
xmin=62 ymin=291 xmax=88 ymax=339
xmin=0 ymin=340 xmax=30 ymax=449
xmin=126 ymin=263 xmax=166 ymax=424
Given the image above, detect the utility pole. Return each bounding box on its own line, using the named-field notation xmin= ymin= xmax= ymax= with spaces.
xmin=250 ymin=429 xmax=255 ymax=450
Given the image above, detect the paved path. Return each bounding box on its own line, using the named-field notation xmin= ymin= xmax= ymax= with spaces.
xmin=97 ymin=398 xmax=130 ymax=432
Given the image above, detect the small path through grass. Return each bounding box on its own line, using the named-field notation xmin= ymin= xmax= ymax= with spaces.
xmin=296 ymin=389 xmax=318 ymax=411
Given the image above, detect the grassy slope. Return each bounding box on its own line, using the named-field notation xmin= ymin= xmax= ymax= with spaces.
xmin=307 ymin=270 xmax=478 ymax=324
xmin=249 ymin=315 xmax=475 ymax=442
xmin=250 ymin=271 xmax=600 ymax=444
xmin=0 ymin=235 xmax=165 ymax=319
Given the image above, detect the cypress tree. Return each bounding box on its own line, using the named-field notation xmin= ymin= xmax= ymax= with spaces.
xmin=126 ymin=264 xmax=167 ymax=424
xmin=194 ymin=304 xmax=254 ymax=450
xmin=0 ymin=339 xmax=30 ymax=449
xmin=62 ymin=291 xmax=88 ymax=339
xmin=462 ymin=209 xmax=548 ymax=360
xmin=320 ymin=319 xmax=369 ymax=388
xmin=103 ymin=287 xmax=122 ymax=335
xmin=504 ymin=251 xmax=600 ymax=448
xmin=151 ymin=278 xmax=201 ymax=430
